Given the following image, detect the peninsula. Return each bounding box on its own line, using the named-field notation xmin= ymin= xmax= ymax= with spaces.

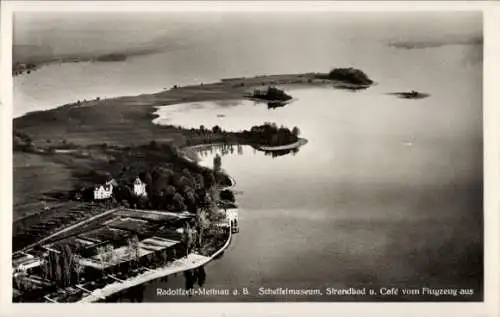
xmin=13 ymin=68 xmax=373 ymax=302
xmin=15 ymin=68 xmax=373 ymax=148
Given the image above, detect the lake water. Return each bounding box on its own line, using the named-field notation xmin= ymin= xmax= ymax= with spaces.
xmin=13 ymin=12 xmax=482 ymax=118
xmin=14 ymin=12 xmax=483 ymax=301
xmin=142 ymin=50 xmax=482 ymax=301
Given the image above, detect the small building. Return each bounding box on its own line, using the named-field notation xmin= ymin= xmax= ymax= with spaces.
xmin=133 ymin=177 xmax=147 ymax=197
xmin=93 ymin=178 xmax=116 ymax=200
xmin=13 ymin=253 xmax=43 ymax=273
xmin=225 ymin=208 xmax=239 ymax=233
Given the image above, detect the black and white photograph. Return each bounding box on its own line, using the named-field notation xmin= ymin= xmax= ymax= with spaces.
xmin=3 ymin=1 xmax=497 ymax=311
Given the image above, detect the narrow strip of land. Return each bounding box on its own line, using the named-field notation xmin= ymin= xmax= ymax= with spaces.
xmin=257 ymin=138 xmax=308 ymax=151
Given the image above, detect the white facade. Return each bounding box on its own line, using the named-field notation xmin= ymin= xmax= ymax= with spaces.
xmin=225 ymin=208 xmax=238 ymax=222
xmin=133 ymin=177 xmax=147 ymax=197
xmin=225 ymin=208 xmax=239 ymax=233
xmin=93 ymin=179 xmax=116 ymax=200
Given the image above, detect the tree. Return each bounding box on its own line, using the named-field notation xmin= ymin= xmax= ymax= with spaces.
xmin=127 ymin=238 xmax=135 ymax=270
xmin=327 ymin=67 xmax=373 ymax=85
xmin=197 ymin=266 xmax=206 ymax=287
xmin=41 ymin=259 xmax=49 ymax=280
xmin=62 ymin=244 xmax=74 ymax=286
xmin=179 ymin=175 xmax=194 ymax=190
xmin=213 ymin=154 xmax=222 ymax=174
xmin=203 ymin=171 xmax=216 ymax=189
xmin=173 ymin=192 xmax=186 ymax=211
xmin=185 ymin=189 xmax=196 ymax=212
xmin=97 ymin=246 xmax=106 ymax=272
xmin=196 ymin=208 xmax=210 ymax=250
xmin=137 ymin=196 xmax=150 ymax=209
xmin=141 ymin=171 xmax=153 ymax=195
xmin=105 ymin=244 xmax=116 ymax=271
xmin=182 ymin=167 xmax=192 ymax=179
xmin=115 ymin=185 xmax=133 ymax=204
xmin=128 ymin=235 xmax=141 ymax=269
xmin=74 ymin=255 xmax=83 ymax=283
xmin=51 ymin=252 xmax=63 ymax=286
xmin=165 ymin=185 xmax=176 ymax=197
xmin=212 ymin=125 xmax=222 ymax=134
xmin=220 ymin=189 xmax=235 ymax=202
xmin=292 ymin=126 xmax=300 ymax=137
xmin=182 ymin=222 xmax=194 ymax=258
xmin=145 ymin=253 xmax=153 ymax=267
xmin=195 ymin=173 xmax=205 ymax=190
xmin=160 ymin=249 xmax=168 ymax=265
xmin=149 ymin=140 xmax=159 ymax=150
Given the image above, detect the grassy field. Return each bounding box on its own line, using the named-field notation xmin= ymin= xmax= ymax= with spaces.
xmin=14 ymin=152 xmax=76 ymax=220
xmin=13 ymin=73 xmax=346 ymax=148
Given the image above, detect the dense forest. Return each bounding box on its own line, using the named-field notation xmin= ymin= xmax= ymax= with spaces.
xmin=240 ymin=122 xmax=300 ymax=147
xmin=73 ymin=141 xmax=232 ymax=214
xmin=315 ymin=67 xmax=373 ymax=85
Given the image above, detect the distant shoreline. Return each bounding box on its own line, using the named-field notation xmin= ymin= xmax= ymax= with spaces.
xmin=14 ymin=70 xmax=373 ymax=149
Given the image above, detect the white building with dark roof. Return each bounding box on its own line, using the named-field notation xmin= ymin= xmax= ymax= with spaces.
xmin=93 ymin=178 xmax=117 ymax=200
xmin=133 ymin=177 xmax=147 ymax=197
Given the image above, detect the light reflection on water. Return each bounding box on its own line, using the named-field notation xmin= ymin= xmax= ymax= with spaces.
xmin=116 ymin=81 xmax=483 ymax=301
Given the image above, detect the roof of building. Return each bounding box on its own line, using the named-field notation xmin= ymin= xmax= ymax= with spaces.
xmin=12 ymin=254 xmax=34 ymax=267
xmin=106 ymin=178 xmax=118 ymax=187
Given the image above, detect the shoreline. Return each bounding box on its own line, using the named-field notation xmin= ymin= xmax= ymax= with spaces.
xmin=78 ymin=226 xmax=233 ymax=303
xmin=77 ymin=175 xmax=237 ymax=303
xmin=14 ymin=156 xmax=238 ymax=302
xmin=256 ymin=138 xmax=308 ymax=151
xmin=12 ymin=70 xmax=368 ymax=302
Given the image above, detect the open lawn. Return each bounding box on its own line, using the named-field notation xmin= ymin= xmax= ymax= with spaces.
xmin=14 ymin=152 xmax=76 ymax=221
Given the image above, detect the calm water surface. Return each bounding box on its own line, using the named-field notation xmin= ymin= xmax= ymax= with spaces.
xmin=13 ymin=12 xmax=481 ymax=118
xmin=139 ymin=58 xmax=481 ymax=301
